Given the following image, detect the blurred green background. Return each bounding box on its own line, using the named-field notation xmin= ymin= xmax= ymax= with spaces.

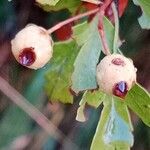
xmin=0 ymin=0 xmax=150 ymax=150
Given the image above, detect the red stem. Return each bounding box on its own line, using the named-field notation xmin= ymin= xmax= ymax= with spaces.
xmin=98 ymin=0 xmax=112 ymax=55
xmin=47 ymin=8 xmax=99 ymax=34
xmin=47 ymin=0 xmax=112 ymax=56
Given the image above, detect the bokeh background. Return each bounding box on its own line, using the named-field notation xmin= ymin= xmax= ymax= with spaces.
xmin=0 ymin=0 xmax=150 ymax=150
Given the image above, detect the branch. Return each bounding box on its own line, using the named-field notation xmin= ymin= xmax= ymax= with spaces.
xmin=111 ymin=1 xmax=119 ymax=53
xmin=0 ymin=76 xmax=78 ymax=148
xmin=98 ymin=0 xmax=112 ymax=55
xmin=47 ymin=8 xmax=99 ymax=34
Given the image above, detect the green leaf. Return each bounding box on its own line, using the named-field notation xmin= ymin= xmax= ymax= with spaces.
xmin=71 ymin=17 xmax=101 ymax=93
xmin=103 ymin=17 xmax=115 ymax=52
xmin=45 ymin=40 xmax=79 ymax=103
xmin=114 ymin=97 xmax=133 ymax=131
xmin=125 ymin=83 xmax=150 ymax=127
xmin=71 ymin=17 xmax=114 ymax=93
xmin=76 ymin=102 xmax=86 ymax=122
xmin=81 ymin=90 xmax=105 ymax=108
xmin=36 ymin=0 xmax=60 ymax=6
xmin=73 ymin=21 xmax=90 ymax=46
xmin=133 ymin=0 xmax=150 ymax=29
xmin=73 ymin=17 xmax=114 ymax=50
xmin=91 ymin=96 xmax=133 ymax=150
xmin=76 ymin=91 xmax=105 ymax=122
xmin=36 ymin=0 xmax=81 ymax=13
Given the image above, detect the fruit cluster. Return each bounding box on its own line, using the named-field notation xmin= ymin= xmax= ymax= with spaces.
xmin=11 ymin=25 xmax=136 ymax=98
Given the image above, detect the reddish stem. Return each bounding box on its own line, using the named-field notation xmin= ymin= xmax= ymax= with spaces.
xmin=47 ymin=0 xmax=112 ymax=56
xmin=98 ymin=0 xmax=112 ymax=55
xmin=47 ymin=8 xmax=99 ymax=34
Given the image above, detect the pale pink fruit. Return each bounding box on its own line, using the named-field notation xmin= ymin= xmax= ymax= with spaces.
xmin=96 ymin=54 xmax=137 ymax=98
xmin=11 ymin=24 xmax=53 ymax=69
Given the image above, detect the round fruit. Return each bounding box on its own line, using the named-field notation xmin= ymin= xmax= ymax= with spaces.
xmin=96 ymin=54 xmax=137 ymax=98
xmin=11 ymin=24 xmax=53 ymax=69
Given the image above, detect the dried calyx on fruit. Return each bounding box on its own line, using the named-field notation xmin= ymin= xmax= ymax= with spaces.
xmin=11 ymin=24 xmax=53 ymax=69
xmin=96 ymin=54 xmax=137 ymax=98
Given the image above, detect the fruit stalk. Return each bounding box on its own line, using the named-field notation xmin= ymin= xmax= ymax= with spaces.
xmin=111 ymin=1 xmax=119 ymax=53
xmin=98 ymin=0 xmax=112 ymax=55
xmin=47 ymin=8 xmax=99 ymax=34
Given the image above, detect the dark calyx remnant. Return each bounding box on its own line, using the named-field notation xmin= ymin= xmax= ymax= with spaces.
xmin=111 ymin=58 xmax=125 ymax=66
xmin=113 ymin=81 xmax=128 ymax=98
xmin=19 ymin=47 xmax=36 ymax=66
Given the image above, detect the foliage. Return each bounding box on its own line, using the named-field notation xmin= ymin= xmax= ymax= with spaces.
xmin=1 ymin=0 xmax=150 ymax=150
xmin=36 ymin=0 xmax=81 ymax=13
xmin=133 ymin=0 xmax=150 ymax=29
xmin=125 ymin=83 xmax=150 ymax=127
xmin=45 ymin=40 xmax=79 ymax=103
xmin=72 ymin=17 xmax=114 ymax=93
xmin=91 ymin=95 xmax=133 ymax=150
xmin=40 ymin=0 xmax=150 ymax=149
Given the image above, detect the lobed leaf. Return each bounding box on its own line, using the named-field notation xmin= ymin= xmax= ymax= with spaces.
xmin=76 ymin=90 xmax=105 ymax=122
xmin=71 ymin=18 xmax=101 ymax=93
xmin=36 ymin=0 xmax=60 ymax=6
xmin=45 ymin=40 xmax=79 ymax=103
xmin=36 ymin=0 xmax=81 ymax=13
xmin=125 ymin=83 xmax=150 ymax=127
xmin=133 ymin=0 xmax=150 ymax=29
xmin=73 ymin=21 xmax=89 ymax=46
xmin=91 ymin=95 xmax=133 ymax=150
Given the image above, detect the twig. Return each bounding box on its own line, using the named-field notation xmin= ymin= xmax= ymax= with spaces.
xmin=111 ymin=1 xmax=119 ymax=53
xmin=98 ymin=0 xmax=112 ymax=55
xmin=47 ymin=8 xmax=99 ymax=34
xmin=0 ymin=76 xmax=78 ymax=148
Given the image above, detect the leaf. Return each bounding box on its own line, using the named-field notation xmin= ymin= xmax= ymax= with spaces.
xmin=36 ymin=0 xmax=60 ymax=6
xmin=36 ymin=0 xmax=81 ymax=13
xmin=76 ymin=102 xmax=87 ymax=122
xmin=81 ymin=90 xmax=105 ymax=108
xmin=133 ymin=0 xmax=150 ymax=29
xmin=73 ymin=21 xmax=89 ymax=46
xmin=114 ymin=97 xmax=133 ymax=131
xmin=103 ymin=17 xmax=115 ymax=52
xmin=91 ymin=95 xmax=133 ymax=150
xmin=71 ymin=16 xmax=114 ymax=93
xmin=76 ymin=90 xmax=105 ymax=122
xmin=73 ymin=17 xmax=114 ymax=50
xmin=71 ymin=17 xmax=101 ymax=93
xmin=125 ymin=83 xmax=150 ymax=127
xmin=45 ymin=40 xmax=79 ymax=103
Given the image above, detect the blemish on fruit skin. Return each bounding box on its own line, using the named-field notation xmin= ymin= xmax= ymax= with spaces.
xmin=111 ymin=58 xmax=125 ymax=66
xmin=19 ymin=47 xmax=36 ymax=66
xmin=113 ymin=81 xmax=128 ymax=98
